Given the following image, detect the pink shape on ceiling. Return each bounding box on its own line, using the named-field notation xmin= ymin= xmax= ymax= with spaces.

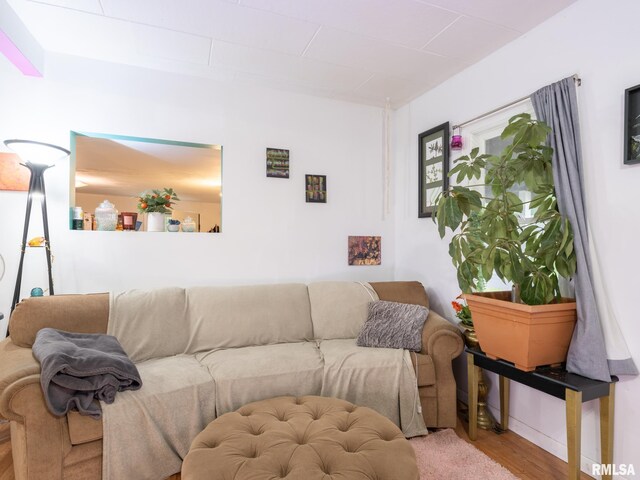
xmin=0 ymin=28 xmax=42 ymax=77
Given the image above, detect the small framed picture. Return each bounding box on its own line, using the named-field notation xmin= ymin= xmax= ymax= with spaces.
xmin=418 ymin=122 xmax=449 ymax=217
xmin=624 ymin=84 xmax=640 ymax=165
xmin=266 ymin=148 xmax=290 ymax=178
xmin=348 ymin=236 xmax=381 ymax=266
xmin=305 ymin=174 xmax=326 ymax=203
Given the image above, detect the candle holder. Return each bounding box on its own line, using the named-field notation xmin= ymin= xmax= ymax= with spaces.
xmin=451 ymin=126 xmax=463 ymax=150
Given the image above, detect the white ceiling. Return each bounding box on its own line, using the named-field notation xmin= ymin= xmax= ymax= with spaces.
xmin=7 ymin=0 xmax=576 ymax=108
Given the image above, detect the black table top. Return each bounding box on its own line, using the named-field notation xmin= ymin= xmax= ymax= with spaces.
xmin=466 ymin=347 xmax=617 ymax=402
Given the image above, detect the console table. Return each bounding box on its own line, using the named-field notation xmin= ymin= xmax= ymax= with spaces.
xmin=466 ymin=347 xmax=617 ymax=480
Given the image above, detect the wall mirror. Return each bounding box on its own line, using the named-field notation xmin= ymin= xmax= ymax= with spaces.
xmin=70 ymin=132 xmax=222 ymax=233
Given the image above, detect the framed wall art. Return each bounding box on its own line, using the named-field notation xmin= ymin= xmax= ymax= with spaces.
xmin=305 ymin=174 xmax=326 ymax=203
xmin=418 ymin=122 xmax=449 ymax=217
xmin=348 ymin=236 xmax=381 ymax=266
xmin=266 ymin=148 xmax=290 ymax=178
xmin=624 ymin=84 xmax=640 ymax=165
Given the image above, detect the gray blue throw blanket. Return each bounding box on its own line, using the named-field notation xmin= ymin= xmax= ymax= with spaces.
xmin=33 ymin=328 xmax=142 ymax=418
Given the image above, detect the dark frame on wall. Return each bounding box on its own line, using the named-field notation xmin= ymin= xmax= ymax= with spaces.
xmin=305 ymin=174 xmax=327 ymax=203
xmin=624 ymin=83 xmax=640 ymax=165
xmin=418 ymin=122 xmax=449 ymax=217
xmin=266 ymin=147 xmax=290 ymax=178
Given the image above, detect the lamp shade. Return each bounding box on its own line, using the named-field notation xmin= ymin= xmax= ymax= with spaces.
xmin=3 ymin=139 xmax=70 ymax=166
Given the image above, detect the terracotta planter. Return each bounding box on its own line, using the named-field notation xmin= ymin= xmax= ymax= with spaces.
xmin=463 ymin=292 xmax=577 ymax=372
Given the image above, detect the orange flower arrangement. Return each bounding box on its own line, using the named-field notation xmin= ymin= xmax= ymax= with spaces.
xmin=137 ymin=188 xmax=179 ymax=214
xmin=452 ymin=296 xmax=473 ymax=327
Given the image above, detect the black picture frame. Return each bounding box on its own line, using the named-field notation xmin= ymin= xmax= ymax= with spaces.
xmin=624 ymin=84 xmax=640 ymax=165
xmin=305 ymin=174 xmax=327 ymax=203
xmin=266 ymin=148 xmax=290 ymax=178
xmin=418 ymin=122 xmax=449 ymax=217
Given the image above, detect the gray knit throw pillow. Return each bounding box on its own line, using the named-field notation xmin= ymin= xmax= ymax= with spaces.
xmin=356 ymin=301 xmax=429 ymax=352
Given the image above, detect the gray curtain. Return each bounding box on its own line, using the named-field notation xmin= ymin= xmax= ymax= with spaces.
xmin=531 ymin=77 xmax=637 ymax=382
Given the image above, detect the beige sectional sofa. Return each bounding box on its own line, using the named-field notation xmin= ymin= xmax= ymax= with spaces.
xmin=0 ymin=280 xmax=463 ymax=480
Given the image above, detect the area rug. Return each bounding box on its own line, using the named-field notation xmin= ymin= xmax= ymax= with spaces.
xmin=410 ymin=429 xmax=518 ymax=480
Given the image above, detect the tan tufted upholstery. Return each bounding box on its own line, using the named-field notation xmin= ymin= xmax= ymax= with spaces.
xmin=182 ymin=396 xmax=420 ymax=480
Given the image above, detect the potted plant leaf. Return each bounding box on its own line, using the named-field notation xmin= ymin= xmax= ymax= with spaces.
xmin=434 ymin=113 xmax=577 ymax=371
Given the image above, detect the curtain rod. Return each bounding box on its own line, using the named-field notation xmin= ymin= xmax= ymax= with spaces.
xmin=452 ymin=74 xmax=581 ymax=130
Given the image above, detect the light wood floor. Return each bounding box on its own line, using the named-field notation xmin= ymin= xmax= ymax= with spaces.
xmin=455 ymin=413 xmax=594 ymax=480
xmin=0 ymin=416 xmax=594 ymax=480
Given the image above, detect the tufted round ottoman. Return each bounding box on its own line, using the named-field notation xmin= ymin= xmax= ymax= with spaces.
xmin=182 ymin=395 xmax=419 ymax=480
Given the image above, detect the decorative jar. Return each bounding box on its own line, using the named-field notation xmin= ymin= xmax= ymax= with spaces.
xmin=95 ymin=200 xmax=117 ymax=231
xmin=182 ymin=216 xmax=196 ymax=232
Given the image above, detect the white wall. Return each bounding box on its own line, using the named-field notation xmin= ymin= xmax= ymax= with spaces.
xmin=393 ymin=0 xmax=639 ymax=475
xmin=0 ymin=52 xmax=393 ymax=333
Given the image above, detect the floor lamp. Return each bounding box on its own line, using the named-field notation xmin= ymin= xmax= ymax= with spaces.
xmin=3 ymin=139 xmax=70 ymax=316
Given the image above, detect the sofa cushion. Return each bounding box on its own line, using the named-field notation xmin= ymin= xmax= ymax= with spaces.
xmin=356 ymin=301 xmax=429 ymax=352
xmin=101 ymin=355 xmax=216 ymax=480
xmin=410 ymin=352 xmax=436 ymax=387
xmin=197 ymin=342 xmax=324 ymax=416
xmin=109 ymin=287 xmax=188 ymax=362
xmin=318 ymin=339 xmax=427 ymax=437
xmin=186 ymin=284 xmax=313 ymax=351
xmin=109 ymin=284 xmax=313 ymax=362
xmin=67 ymin=410 xmax=103 ymax=445
xmin=308 ymin=282 xmax=378 ymax=339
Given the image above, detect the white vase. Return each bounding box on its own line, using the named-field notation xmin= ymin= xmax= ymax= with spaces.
xmin=147 ymin=212 xmax=166 ymax=232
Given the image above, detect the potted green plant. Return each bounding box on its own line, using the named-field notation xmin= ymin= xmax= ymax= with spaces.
xmin=434 ymin=113 xmax=577 ymax=371
xmin=137 ymin=188 xmax=180 ymax=232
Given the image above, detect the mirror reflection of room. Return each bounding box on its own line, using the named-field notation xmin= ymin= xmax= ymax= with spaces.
xmin=70 ymin=132 xmax=222 ymax=233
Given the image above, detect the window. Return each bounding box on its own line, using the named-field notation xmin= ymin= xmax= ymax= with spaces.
xmin=451 ymin=99 xmax=536 ymax=222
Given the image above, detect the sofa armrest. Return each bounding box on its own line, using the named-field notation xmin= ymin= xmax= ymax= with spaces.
xmin=420 ymin=310 xmax=463 ymax=427
xmin=0 ymin=338 xmax=101 ymax=480
xmin=0 ymin=350 xmax=73 ymax=480
xmin=421 ymin=310 xmax=463 ymax=358
xmin=0 ymin=338 xmax=42 ymax=421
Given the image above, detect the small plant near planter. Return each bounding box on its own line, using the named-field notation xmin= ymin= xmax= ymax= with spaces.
xmin=452 ymin=297 xmax=473 ymax=329
xmin=434 ymin=113 xmax=576 ymax=305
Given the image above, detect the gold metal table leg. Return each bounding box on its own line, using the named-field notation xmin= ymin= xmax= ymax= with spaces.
xmin=476 ymin=370 xmax=498 ymax=430
xmin=566 ymin=389 xmax=582 ymax=480
xmin=467 ymin=353 xmax=479 ymax=441
xmin=600 ymin=383 xmax=615 ymax=480
xmin=499 ymin=375 xmax=510 ymax=431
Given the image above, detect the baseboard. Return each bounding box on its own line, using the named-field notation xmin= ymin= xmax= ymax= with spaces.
xmin=455 ymin=389 xmax=623 ymax=479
